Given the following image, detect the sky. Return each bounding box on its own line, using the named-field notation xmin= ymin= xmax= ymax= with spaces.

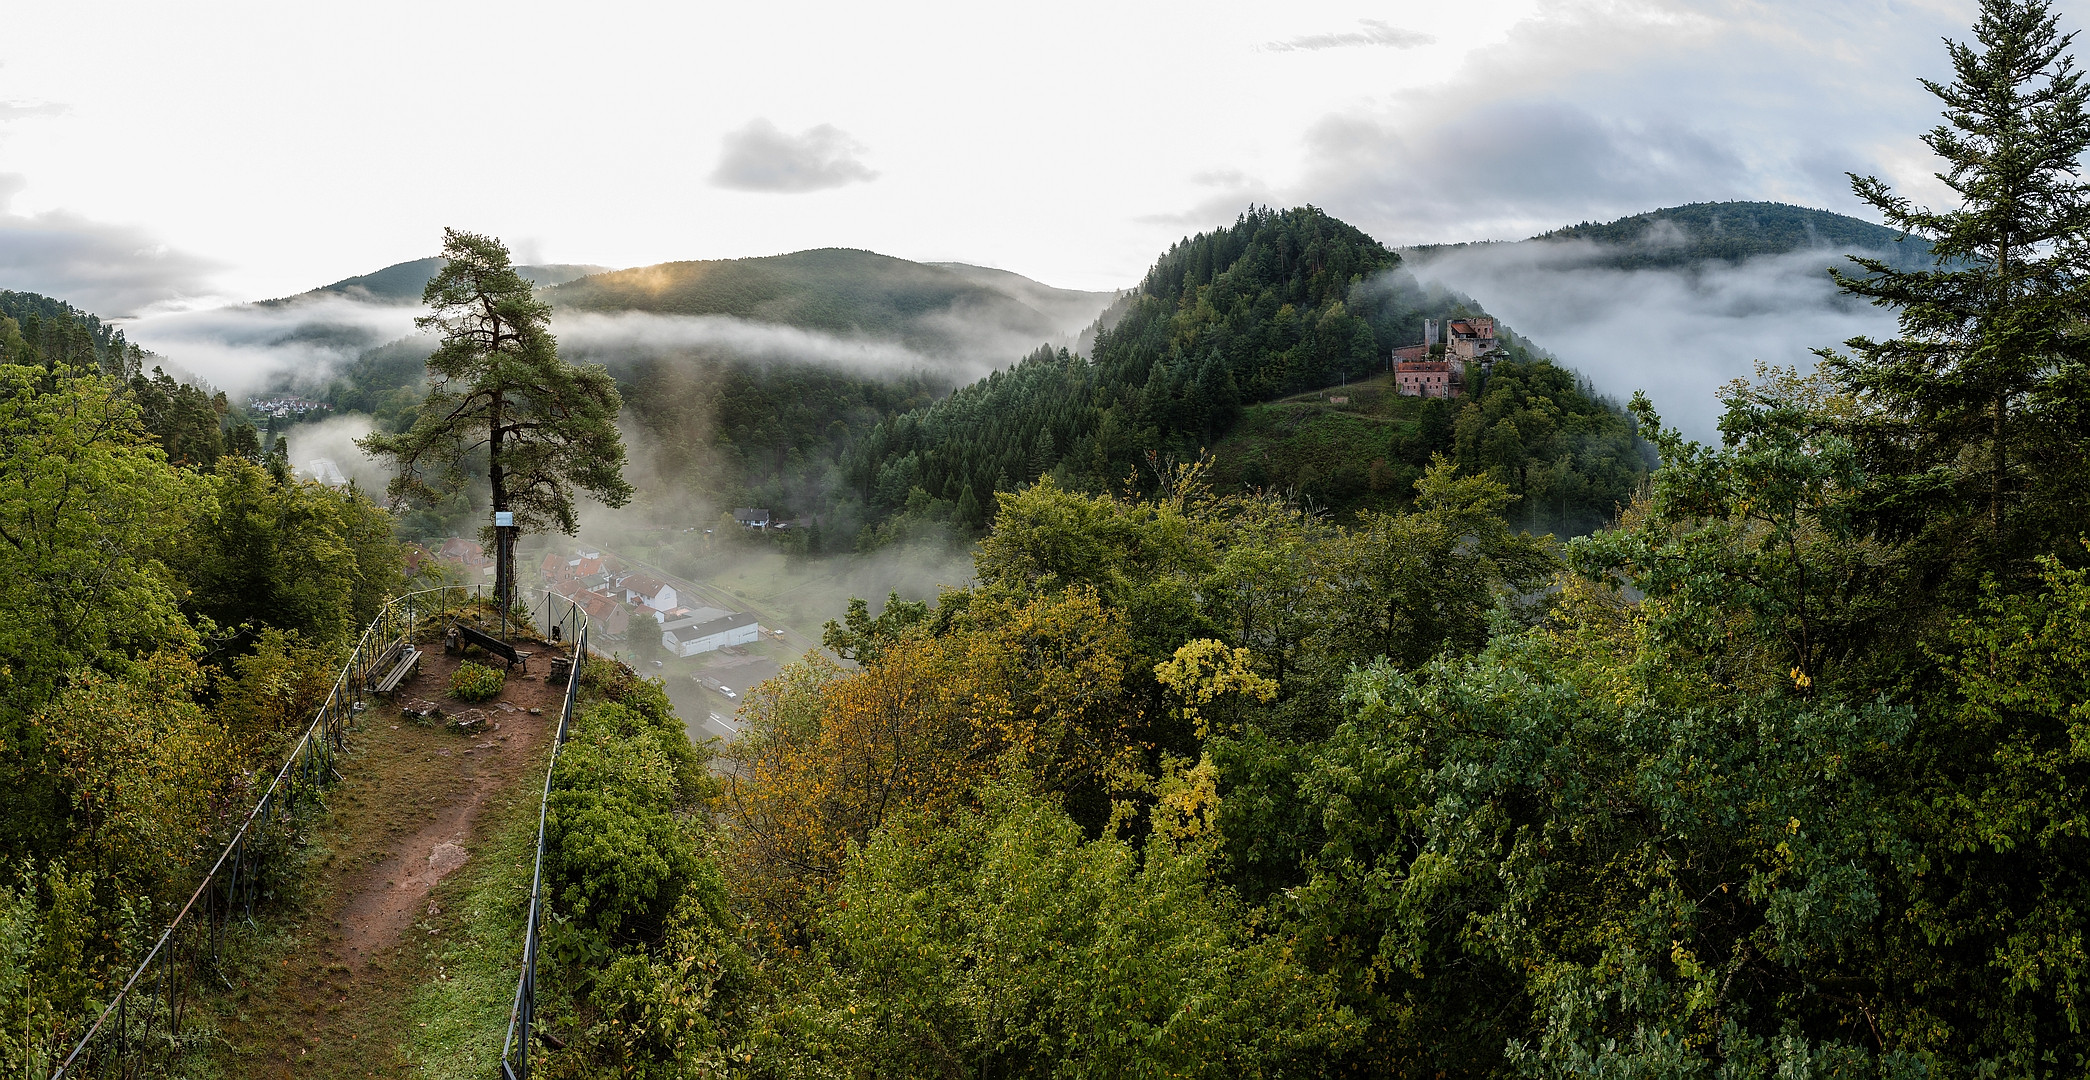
xmin=0 ymin=0 xmax=1987 ymax=313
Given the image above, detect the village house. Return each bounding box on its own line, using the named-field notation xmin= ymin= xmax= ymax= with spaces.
xmin=572 ymin=590 xmax=631 ymax=638
xmin=733 ymin=507 xmax=772 ymax=529
xmin=620 ymin=573 xmax=679 ymax=613
xmin=435 ymin=537 xmax=493 ymax=574
xmin=550 ymin=579 xmax=633 ymax=638
xmin=542 ymin=549 xmax=609 ymax=584
xmin=299 ymin=458 xmax=348 ymax=487
xmin=660 ymin=607 xmax=761 ymax=657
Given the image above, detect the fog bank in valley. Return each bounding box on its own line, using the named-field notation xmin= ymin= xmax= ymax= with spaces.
xmin=282 ymin=413 xmax=391 ymax=492
xmin=1404 ymin=241 xmax=1902 ymax=440
xmin=118 ymin=294 xmax=422 ymax=397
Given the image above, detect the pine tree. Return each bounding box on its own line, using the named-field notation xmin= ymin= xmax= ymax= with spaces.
xmin=1829 ymin=0 xmax=2090 ymax=565
xmin=359 ymin=229 xmax=633 ymax=609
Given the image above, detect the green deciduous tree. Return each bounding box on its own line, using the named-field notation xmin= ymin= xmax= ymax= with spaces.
xmin=1332 ymin=456 xmax=1552 ymax=669
xmin=755 ymin=772 xmax=1355 ymax=1078
xmin=184 ymin=458 xmax=402 ymax=648
xmin=0 ymin=365 xmax=206 ymax=856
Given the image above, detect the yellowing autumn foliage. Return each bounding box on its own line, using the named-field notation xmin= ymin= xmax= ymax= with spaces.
xmin=725 ymin=587 xmax=1138 ymax=932
xmin=1153 ymin=639 xmax=1278 ymax=740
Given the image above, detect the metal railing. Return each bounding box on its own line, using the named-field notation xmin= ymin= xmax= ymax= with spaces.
xmin=48 ymin=584 xmax=492 ymax=1080
xmin=498 ymin=591 xmax=592 ymax=1080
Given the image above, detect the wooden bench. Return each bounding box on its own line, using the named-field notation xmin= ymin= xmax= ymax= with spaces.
xmin=371 ymin=645 xmax=420 ymax=694
xmin=363 ymin=635 xmax=420 ymax=693
xmin=449 ymin=623 xmax=525 ymax=671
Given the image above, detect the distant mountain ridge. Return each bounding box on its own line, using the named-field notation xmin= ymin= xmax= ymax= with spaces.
xmin=274 ymin=258 xmax=613 ymax=305
xmin=544 ymin=248 xmax=1112 ymax=351
xmin=262 ymin=248 xmax=1113 ymax=362
xmin=1409 ymin=201 xmax=1930 ymax=272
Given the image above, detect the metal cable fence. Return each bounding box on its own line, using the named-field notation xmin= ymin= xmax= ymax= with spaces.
xmin=498 ymin=591 xmax=591 ymax=1080
xmin=47 ymin=584 xmax=494 ymax=1080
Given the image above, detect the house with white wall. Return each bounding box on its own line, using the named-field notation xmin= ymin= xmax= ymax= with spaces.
xmin=661 ymin=609 xmax=761 ymax=657
xmin=620 ymin=574 xmax=678 ymax=613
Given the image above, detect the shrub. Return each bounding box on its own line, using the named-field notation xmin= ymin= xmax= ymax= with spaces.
xmin=450 ymin=661 xmax=505 ymax=702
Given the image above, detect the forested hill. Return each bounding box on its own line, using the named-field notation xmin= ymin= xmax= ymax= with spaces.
xmin=303 ymin=249 xmax=1115 ymax=542
xmin=1 ymin=289 xmax=151 ymax=374
xmin=1 ymin=289 xmax=241 ymax=466
xmin=273 ymin=258 xmax=610 ymax=304
xmin=842 ymin=205 xmax=1649 ymax=535
xmin=1414 ymin=201 xmax=1928 ymax=271
xmin=543 ymin=247 xmax=1108 ymax=350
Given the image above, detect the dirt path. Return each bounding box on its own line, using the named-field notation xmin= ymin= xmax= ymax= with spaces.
xmin=212 ymin=643 xmax=569 ymax=1079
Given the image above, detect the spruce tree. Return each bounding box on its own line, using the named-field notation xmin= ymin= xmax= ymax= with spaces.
xmin=359 ymin=229 xmax=633 ymax=610
xmin=1829 ymin=0 xmax=2090 ymax=569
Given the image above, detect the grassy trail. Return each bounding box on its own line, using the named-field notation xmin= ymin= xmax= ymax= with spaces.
xmin=205 ymin=646 xmax=560 ymax=1080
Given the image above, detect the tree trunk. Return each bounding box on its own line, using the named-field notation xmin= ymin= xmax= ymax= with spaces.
xmin=491 ymin=384 xmax=510 ymax=614
xmin=1994 ymin=390 xmax=2006 ymax=533
xmin=1994 ymin=235 xmax=2006 ymax=534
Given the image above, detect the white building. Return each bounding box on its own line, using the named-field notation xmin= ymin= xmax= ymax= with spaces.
xmin=301 ymin=458 xmax=348 ymax=486
xmin=661 ymin=609 xmax=761 ymax=657
xmin=620 ymin=574 xmax=678 ymax=612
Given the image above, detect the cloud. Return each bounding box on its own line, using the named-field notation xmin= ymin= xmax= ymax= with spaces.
xmin=0 ymin=100 xmax=68 ymax=121
xmin=0 ymin=175 xmax=227 ymax=317
xmin=120 ymin=294 xmax=423 ymax=396
xmin=1294 ymin=0 xmax=1967 ymax=244
xmin=283 ymin=413 xmax=392 ymax=492
xmin=553 ymin=310 xmax=970 ymax=379
xmin=1404 ymin=239 xmax=1901 ymax=440
xmin=1263 ymin=19 xmax=1434 ymax=52
xmin=710 ymin=119 xmax=878 ymax=193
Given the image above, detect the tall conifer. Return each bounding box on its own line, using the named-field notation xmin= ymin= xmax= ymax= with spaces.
xmin=360 ymin=229 xmax=633 ymax=609
xmin=1829 ymin=0 xmax=2090 ymax=567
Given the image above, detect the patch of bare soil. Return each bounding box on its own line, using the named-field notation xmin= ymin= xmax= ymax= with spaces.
xmin=331 ymin=649 xmax=561 ymax=969
xmin=213 ymin=636 xmax=572 ymax=1079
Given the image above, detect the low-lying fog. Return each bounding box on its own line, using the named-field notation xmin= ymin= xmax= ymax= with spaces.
xmin=117 ymin=263 xmax=1115 ymax=401
xmin=1404 ymin=240 xmax=1901 ymax=440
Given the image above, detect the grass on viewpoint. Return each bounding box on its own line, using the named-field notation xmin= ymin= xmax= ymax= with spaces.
xmin=202 ymin=716 xmax=547 ymax=1079
xmin=399 ymin=766 xmax=544 ymax=1080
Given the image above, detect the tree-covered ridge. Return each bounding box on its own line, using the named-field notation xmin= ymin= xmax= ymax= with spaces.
xmin=265 ymin=257 xmax=611 ymax=305
xmin=544 ymin=247 xmax=1083 ymax=347
xmin=0 ymin=289 xmax=254 ymax=468
xmin=1533 ymin=200 xmax=1930 ymax=270
xmin=1206 ymin=357 xmax=1650 ymax=533
xmin=844 ymin=207 xmax=1399 ymax=526
xmin=1406 ymin=201 xmax=1933 ymax=273
xmin=0 ymin=289 xmax=151 ymax=377
xmin=297 ymin=248 xmax=1114 ymax=541
xmin=1112 ymin=204 xmax=1396 ymax=399
xmin=845 ymin=206 xmax=1649 ymax=537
